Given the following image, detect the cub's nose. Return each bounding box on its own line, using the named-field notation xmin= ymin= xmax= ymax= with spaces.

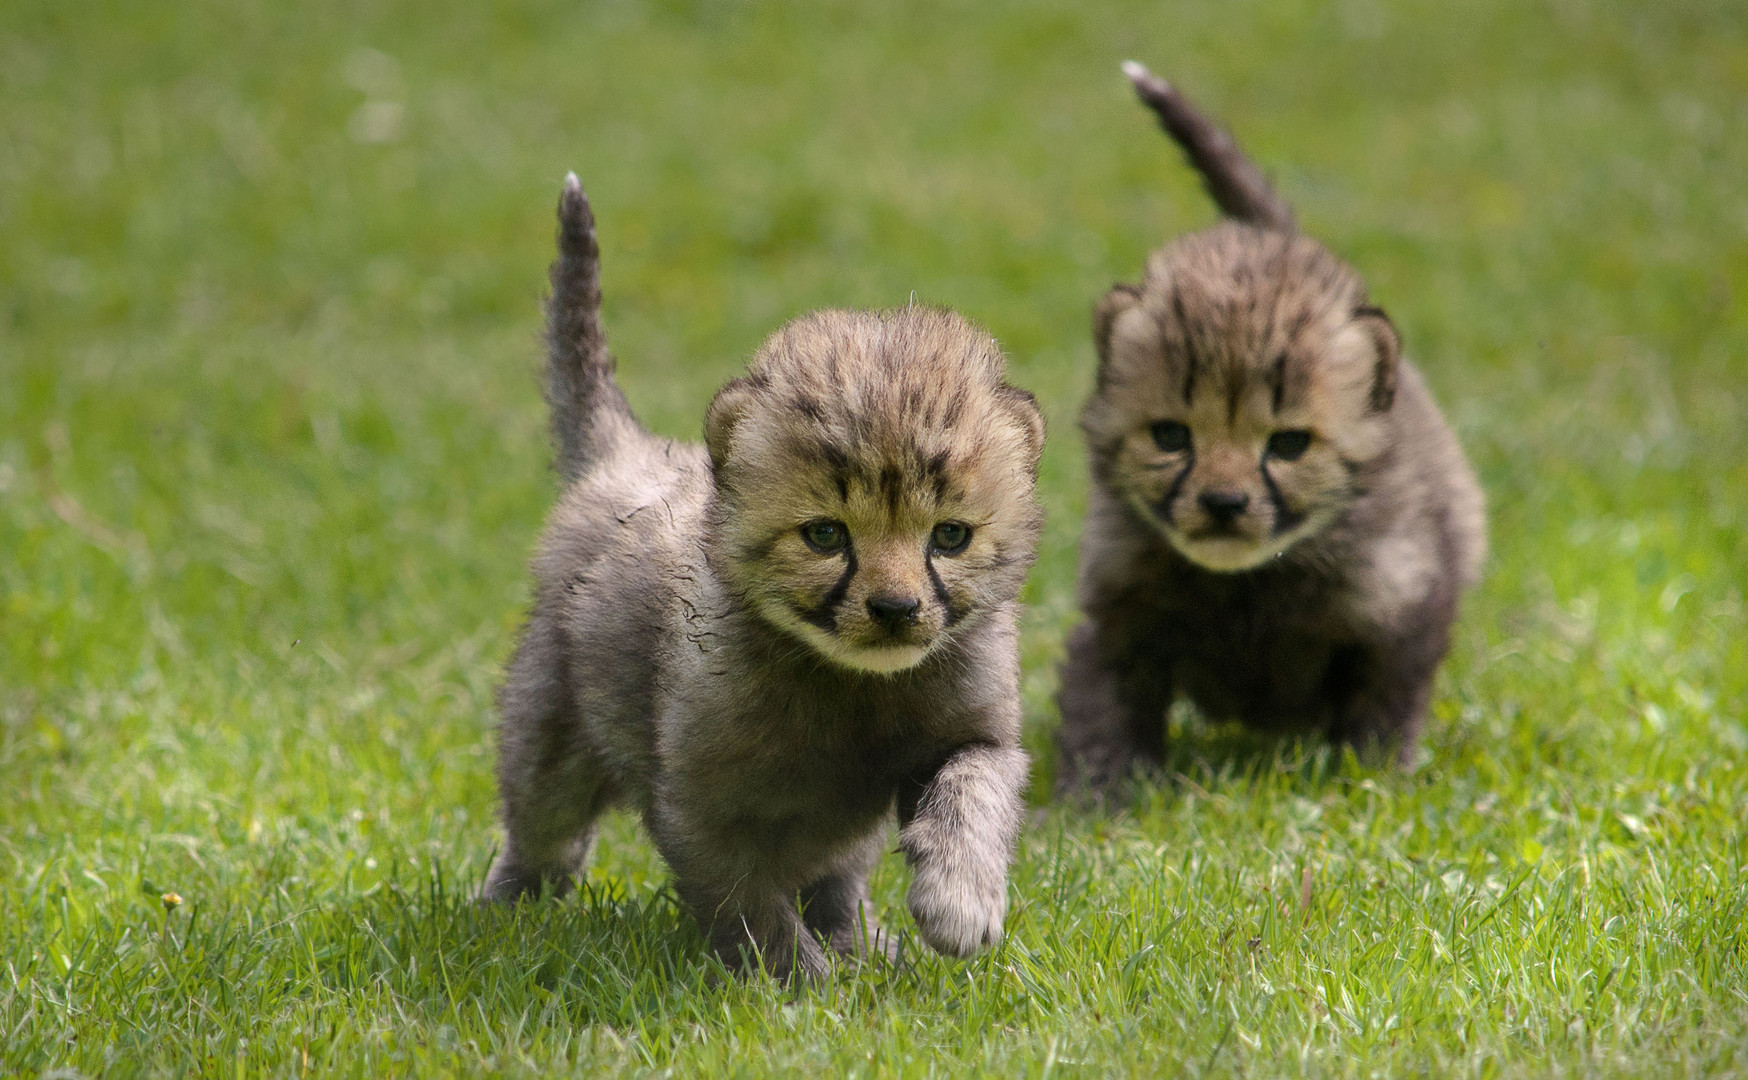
xmin=866 ymin=595 xmax=922 ymax=628
xmin=1198 ymin=489 xmax=1250 ymax=523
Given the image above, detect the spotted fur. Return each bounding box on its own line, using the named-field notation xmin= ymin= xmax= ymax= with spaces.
xmin=1056 ymin=67 xmax=1485 ymax=792
xmin=485 ymin=176 xmax=1044 ymax=981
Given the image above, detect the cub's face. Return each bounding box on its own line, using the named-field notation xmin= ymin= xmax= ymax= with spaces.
xmin=705 ymin=309 xmax=1044 ymax=674
xmin=735 ymin=473 xmax=1018 ymax=673
xmin=1084 ymin=229 xmax=1399 ymax=572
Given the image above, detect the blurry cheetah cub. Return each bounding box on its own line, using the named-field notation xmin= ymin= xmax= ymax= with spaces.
xmin=483 ymin=176 xmax=1045 ymax=981
xmin=1056 ymin=65 xmax=1484 ymax=792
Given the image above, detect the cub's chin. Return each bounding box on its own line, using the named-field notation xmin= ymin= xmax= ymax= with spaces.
xmin=806 ymin=633 xmax=933 ymax=675
xmin=1163 ymin=533 xmax=1273 ymax=572
xmin=761 ymin=602 xmax=935 ymax=675
xmin=1160 ymin=523 xmax=1311 ymax=573
xmin=830 ymin=642 xmax=931 ymax=675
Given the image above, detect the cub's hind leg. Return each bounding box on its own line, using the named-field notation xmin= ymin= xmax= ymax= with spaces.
xmin=800 ymin=833 xmax=896 ymax=962
xmin=1054 ymin=622 xmax=1172 ymax=797
xmin=483 ymin=613 xmax=607 ymax=901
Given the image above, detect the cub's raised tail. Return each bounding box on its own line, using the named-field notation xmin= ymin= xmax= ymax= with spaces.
xmin=1121 ymin=61 xmax=1295 ymax=232
xmin=545 ymin=173 xmax=642 ymax=483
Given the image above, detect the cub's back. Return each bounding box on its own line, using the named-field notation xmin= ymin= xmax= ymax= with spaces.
xmin=530 ymin=433 xmax=715 ymax=792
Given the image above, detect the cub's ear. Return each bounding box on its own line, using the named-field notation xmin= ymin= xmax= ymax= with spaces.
xmin=1351 ymin=305 xmax=1400 ymax=412
xmin=704 ymin=377 xmax=757 ymax=472
xmin=1093 ymin=284 xmax=1143 ymax=374
xmin=995 ymin=384 xmax=1047 ymax=471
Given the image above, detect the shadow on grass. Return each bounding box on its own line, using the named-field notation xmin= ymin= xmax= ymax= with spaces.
xmin=298 ymin=867 xmax=726 ymax=1027
xmin=297 ymin=859 xmax=947 ymax=1032
xmin=1048 ymin=712 xmax=1384 ymax=820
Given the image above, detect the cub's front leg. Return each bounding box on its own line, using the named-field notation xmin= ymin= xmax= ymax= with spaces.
xmin=670 ymin=864 xmax=833 ymax=982
xmin=897 ymin=742 xmax=1028 ymax=957
xmin=1054 ymin=621 xmax=1172 ymax=796
xmin=1325 ymin=633 xmax=1448 ymax=767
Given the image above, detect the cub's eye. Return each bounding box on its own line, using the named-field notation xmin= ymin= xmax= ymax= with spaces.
xmin=931 ymin=521 xmax=972 ymax=555
xmin=800 ymin=519 xmax=849 ymax=554
xmin=1151 ymin=420 xmax=1191 ymax=453
xmin=1266 ymin=430 xmax=1313 ymax=461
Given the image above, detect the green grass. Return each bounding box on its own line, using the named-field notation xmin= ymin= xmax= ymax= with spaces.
xmin=4 ymin=0 xmax=1746 ymax=1074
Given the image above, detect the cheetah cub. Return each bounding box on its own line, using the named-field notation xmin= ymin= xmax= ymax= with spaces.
xmin=1055 ymin=65 xmax=1485 ymax=793
xmin=484 ymin=176 xmax=1045 ymax=981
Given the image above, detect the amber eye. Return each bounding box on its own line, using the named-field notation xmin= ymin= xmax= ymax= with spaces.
xmin=1151 ymin=420 xmax=1191 ymax=453
xmin=931 ymin=521 xmax=972 ymax=555
xmin=800 ymin=519 xmax=849 ymax=554
xmin=1267 ymin=430 xmax=1312 ymax=461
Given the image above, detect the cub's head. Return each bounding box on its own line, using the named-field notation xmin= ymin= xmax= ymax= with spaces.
xmin=1084 ymin=224 xmax=1399 ymax=572
xmin=705 ymin=307 xmax=1044 ymax=674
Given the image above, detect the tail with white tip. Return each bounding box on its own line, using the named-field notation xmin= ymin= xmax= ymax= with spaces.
xmin=545 ymin=173 xmax=640 ymax=482
xmin=1121 ymin=61 xmax=1295 ymax=231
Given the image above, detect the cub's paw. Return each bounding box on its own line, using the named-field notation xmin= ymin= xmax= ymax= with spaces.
xmin=907 ymin=862 xmax=1006 ymax=958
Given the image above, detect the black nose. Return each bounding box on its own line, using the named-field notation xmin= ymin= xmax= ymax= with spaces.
xmin=1198 ymin=489 xmax=1250 ymax=522
xmin=866 ymin=595 xmax=921 ymax=628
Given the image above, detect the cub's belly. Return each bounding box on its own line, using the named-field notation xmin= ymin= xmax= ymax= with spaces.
xmin=674 ymin=761 xmax=901 ymax=886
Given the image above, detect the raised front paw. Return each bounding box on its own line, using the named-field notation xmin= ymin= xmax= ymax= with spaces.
xmin=907 ymin=861 xmax=1006 ymax=958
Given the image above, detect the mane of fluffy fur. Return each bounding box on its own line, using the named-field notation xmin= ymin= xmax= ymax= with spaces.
xmin=1055 ymin=67 xmax=1485 ymax=792
xmin=485 ymin=177 xmax=1043 ymax=981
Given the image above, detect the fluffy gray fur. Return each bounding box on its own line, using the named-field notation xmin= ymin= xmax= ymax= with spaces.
xmin=484 ymin=176 xmax=1044 ymax=981
xmin=1055 ymin=66 xmax=1485 ymax=793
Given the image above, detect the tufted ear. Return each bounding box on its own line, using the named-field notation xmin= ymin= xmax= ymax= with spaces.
xmin=1093 ymin=284 xmax=1143 ymax=380
xmin=704 ymin=377 xmax=757 ymax=472
xmin=995 ymin=384 xmax=1047 ymax=471
xmin=1351 ymin=305 xmax=1400 ymax=412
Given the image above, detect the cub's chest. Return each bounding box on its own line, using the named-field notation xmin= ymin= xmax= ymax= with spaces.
xmin=677 ymin=728 xmax=918 ymax=861
xmin=1155 ymin=566 xmax=1348 ymax=644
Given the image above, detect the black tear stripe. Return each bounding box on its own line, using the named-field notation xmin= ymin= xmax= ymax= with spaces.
xmin=1157 ymin=452 xmax=1196 ymax=526
xmin=925 ymin=555 xmax=964 ymax=627
xmin=1259 ymin=463 xmax=1305 ymax=535
xmin=800 ymin=543 xmax=858 ymax=632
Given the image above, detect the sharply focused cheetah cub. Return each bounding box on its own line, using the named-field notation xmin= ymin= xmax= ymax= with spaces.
xmin=484 ymin=176 xmax=1046 ymax=980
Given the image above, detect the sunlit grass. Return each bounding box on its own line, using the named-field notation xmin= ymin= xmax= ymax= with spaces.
xmin=3 ymin=0 xmax=1745 ymax=1074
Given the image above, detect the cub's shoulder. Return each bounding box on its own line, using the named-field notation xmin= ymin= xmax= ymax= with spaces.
xmin=535 ymin=436 xmax=713 ymax=587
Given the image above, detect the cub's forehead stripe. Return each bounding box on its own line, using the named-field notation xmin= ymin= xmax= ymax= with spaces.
xmin=1170 ymin=286 xmax=1200 ymax=404
xmin=924 ymin=449 xmax=952 ymax=504
xmin=880 ymin=464 xmax=905 ymax=517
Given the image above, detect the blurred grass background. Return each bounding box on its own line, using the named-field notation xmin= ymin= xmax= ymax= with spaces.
xmin=3 ymin=0 xmax=1745 ymax=1075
